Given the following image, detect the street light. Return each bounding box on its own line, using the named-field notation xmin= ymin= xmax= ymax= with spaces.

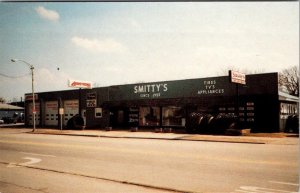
xmin=11 ymin=59 xmax=36 ymax=132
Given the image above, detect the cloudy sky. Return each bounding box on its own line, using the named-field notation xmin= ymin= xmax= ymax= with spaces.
xmin=0 ymin=2 xmax=299 ymax=102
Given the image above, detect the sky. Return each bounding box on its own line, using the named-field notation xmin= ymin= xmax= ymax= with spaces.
xmin=0 ymin=2 xmax=299 ymax=102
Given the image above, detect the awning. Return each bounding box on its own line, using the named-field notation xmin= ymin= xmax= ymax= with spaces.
xmin=279 ymin=91 xmax=299 ymax=103
xmin=0 ymin=103 xmax=24 ymax=110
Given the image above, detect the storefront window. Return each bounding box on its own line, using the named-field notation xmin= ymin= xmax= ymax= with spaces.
xmin=139 ymin=107 xmax=160 ymax=126
xmin=280 ymin=103 xmax=298 ymax=115
xmin=162 ymin=106 xmax=185 ymax=126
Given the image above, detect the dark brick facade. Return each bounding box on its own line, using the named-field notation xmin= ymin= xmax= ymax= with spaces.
xmin=25 ymin=73 xmax=298 ymax=132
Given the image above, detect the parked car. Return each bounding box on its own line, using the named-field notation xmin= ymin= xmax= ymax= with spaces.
xmin=0 ymin=119 xmax=4 ymax=124
xmin=2 ymin=117 xmax=17 ymax=124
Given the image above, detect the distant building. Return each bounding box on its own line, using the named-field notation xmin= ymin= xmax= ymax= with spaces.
xmin=0 ymin=103 xmax=24 ymax=122
xmin=9 ymin=101 xmax=25 ymax=108
xmin=24 ymin=72 xmax=298 ymax=132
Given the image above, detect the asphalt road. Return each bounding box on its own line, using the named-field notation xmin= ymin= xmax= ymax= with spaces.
xmin=0 ymin=129 xmax=298 ymax=193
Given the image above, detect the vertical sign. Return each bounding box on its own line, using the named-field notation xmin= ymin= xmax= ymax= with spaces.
xmin=87 ymin=92 xmax=97 ymax=107
xmin=229 ymin=70 xmax=246 ymax=85
xmin=229 ymin=70 xmax=246 ymax=126
xmin=128 ymin=107 xmax=139 ymax=126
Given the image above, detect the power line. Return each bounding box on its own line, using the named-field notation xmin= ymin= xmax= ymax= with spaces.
xmin=0 ymin=72 xmax=30 ymax=78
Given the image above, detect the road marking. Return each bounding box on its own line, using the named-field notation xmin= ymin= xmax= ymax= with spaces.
xmin=7 ymin=157 xmax=41 ymax=168
xmin=20 ymin=151 xmax=56 ymax=157
xmin=234 ymin=190 xmax=248 ymax=193
xmin=235 ymin=186 xmax=298 ymax=193
xmin=20 ymin=157 xmax=42 ymax=166
xmin=0 ymin=139 xmax=297 ymax=167
xmin=269 ymin=181 xmax=299 ymax=186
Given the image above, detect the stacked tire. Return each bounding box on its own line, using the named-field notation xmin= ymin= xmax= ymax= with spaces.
xmin=198 ymin=114 xmax=214 ymax=134
xmin=67 ymin=114 xmax=85 ymax=130
xmin=186 ymin=112 xmax=237 ymax=134
xmin=209 ymin=114 xmax=237 ymax=134
xmin=186 ymin=112 xmax=203 ymax=134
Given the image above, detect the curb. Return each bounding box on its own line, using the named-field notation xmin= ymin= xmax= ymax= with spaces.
xmin=29 ymin=132 xmax=266 ymax=144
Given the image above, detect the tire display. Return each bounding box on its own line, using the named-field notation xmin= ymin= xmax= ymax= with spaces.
xmin=186 ymin=112 xmax=237 ymax=134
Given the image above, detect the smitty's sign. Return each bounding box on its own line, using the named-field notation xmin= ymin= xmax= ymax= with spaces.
xmin=133 ymin=83 xmax=168 ymax=98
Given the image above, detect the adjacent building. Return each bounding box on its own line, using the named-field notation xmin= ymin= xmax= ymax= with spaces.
xmin=0 ymin=103 xmax=24 ymax=123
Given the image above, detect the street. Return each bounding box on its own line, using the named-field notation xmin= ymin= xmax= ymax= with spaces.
xmin=0 ymin=129 xmax=298 ymax=193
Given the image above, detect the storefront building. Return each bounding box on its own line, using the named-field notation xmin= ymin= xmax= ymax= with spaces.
xmin=24 ymin=72 xmax=299 ymax=132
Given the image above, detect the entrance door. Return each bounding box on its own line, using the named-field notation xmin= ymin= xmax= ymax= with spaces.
xmin=110 ymin=108 xmax=127 ymax=128
xmin=117 ymin=110 xmax=124 ymax=125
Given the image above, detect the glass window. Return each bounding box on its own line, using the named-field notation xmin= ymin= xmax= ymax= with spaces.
xmin=139 ymin=107 xmax=160 ymax=126
xmin=162 ymin=106 xmax=185 ymax=126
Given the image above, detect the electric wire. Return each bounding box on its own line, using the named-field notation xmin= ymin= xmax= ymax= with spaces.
xmin=0 ymin=72 xmax=31 ymax=78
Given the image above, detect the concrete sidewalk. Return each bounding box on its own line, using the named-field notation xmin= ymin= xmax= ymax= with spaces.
xmin=25 ymin=128 xmax=299 ymax=145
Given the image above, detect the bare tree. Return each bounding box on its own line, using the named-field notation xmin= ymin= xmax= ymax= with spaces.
xmin=0 ymin=97 xmax=6 ymax=103
xmin=279 ymin=66 xmax=299 ymax=96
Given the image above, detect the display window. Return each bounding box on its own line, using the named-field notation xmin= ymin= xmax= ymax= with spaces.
xmin=162 ymin=106 xmax=185 ymax=126
xmin=139 ymin=107 xmax=160 ymax=126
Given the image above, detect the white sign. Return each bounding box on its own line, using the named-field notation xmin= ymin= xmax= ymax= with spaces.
xmin=197 ymin=79 xmax=225 ymax=95
xmin=87 ymin=99 xmax=96 ymax=107
xmin=230 ymin=70 xmax=246 ymax=85
xmin=133 ymin=83 xmax=168 ymax=98
xmin=95 ymin=108 xmax=102 ymax=118
xmin=133 ymin=83 xmax=168 ymax=94
xmin=59 ymin=108 xmax=64 ymax=115
xmin=68 ymin=79 xmax=92 ymax=89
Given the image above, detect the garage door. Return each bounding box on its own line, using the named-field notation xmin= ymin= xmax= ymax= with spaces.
xmin=64 ymin=100 xmax=79 ymax=125
xmin=27 ymin=102 xmax=40 ymax=126
xmin=45 ymin=101 xmax=58 ymax=126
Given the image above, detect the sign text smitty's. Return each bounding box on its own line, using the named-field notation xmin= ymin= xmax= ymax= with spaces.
xmin=134 ymin=83 xmax=168 ymax=98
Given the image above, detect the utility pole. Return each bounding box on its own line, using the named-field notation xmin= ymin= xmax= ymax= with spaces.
xmin=11 ymin=59 xmax=36 ymax=132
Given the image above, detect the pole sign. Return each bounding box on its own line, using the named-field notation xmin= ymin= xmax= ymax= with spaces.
xmin=59 ymin=108 xmax=64 ymax=115
xmin=229 ymin=70 xmax=246 ymax=85
xmin=68 ymin=79 xmax=92 ymax=89
xmin=59 ymin=108 xmax=64 ymax=130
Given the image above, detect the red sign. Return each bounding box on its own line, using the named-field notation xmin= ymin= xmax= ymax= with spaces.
xmin=69 ymin=79 xmax=92 ymax=89
xmin=25 ymin=94 xmax=38 ymax=101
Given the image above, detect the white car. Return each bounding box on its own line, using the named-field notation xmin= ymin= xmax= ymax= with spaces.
xmin=0 ymin=119 xmax=4 ymax=124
